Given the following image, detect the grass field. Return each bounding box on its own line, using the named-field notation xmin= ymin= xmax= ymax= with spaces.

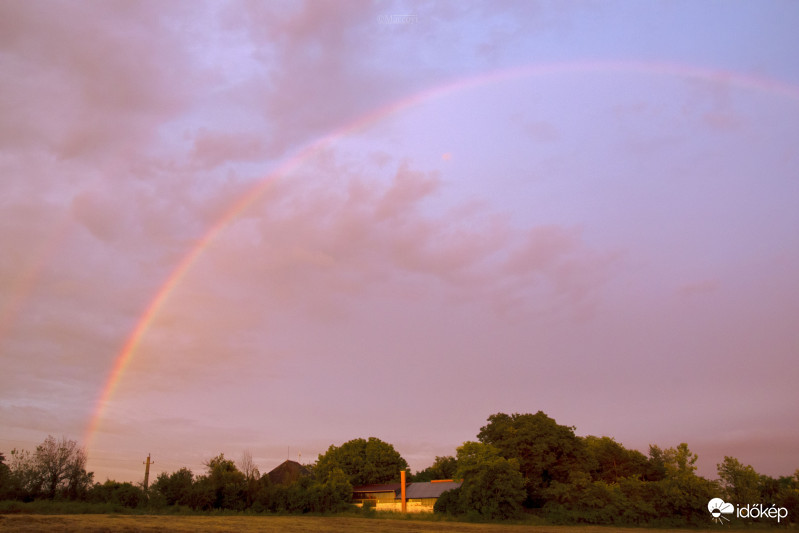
xmin=0 ymin=514 xmax=785 ymax=533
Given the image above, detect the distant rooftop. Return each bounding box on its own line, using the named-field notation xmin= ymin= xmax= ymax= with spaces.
xmin=267 ymin=459 xmax=311 ymax=485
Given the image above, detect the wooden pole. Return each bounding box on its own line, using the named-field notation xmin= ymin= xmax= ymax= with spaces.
xmin=143 ymin=454 xmax=153 ymax=492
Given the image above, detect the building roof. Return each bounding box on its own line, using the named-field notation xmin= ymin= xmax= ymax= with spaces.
xmin=404 ymin=481 xmax=461 ymax=499
xmin=267 ymin=460 xmax=311 ymax=485
xmin=351 ymin=481 xmax=462 ymax=499
xmin=352 ymin=483 xmax=401 ymax=494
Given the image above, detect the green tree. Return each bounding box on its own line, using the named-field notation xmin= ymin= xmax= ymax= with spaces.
xmin=7 ymin=436 xmax=93 ymax=500
xmin=152 ymin=467 xmax=194 ymax=507
xmin=433 ymin=486 xmax=462 ymax=515
xmin=310 ymin=467 xmax=352 ymax=512
xmin=543 ymin=471 xmax=630 ymax=525
xmin=201 ymin=453 xmax=246 ymax=510
xmin=477 ymin=412 xmax=587 ymax=506
xmin=0 ymin=452 xmax=11 ymax=499
xmin=717 ymin=456 xmax=760 ymax=504
xmin=582 ymin=436 xmax=648 ymax=483
xmin=315 ymin=437 xmax=407 ymax=486
xmin=238 ymin=451 xmax=260 ymax=508
xmin=8 ymin=447 xmax=39 ymax=500
xmin=35 ymin=435 xmax=93 ymax=500
xmin=771 ymin=470 xmax=799 ymax=523
xmin=413 ymin=455 xmax=457 ymax=481
xmin=439 ymin=442 xmax=526 ymax=520
xmin=658 ymin=443 xmax=716 ymax=525
xmin=88 ymin=480 xmax=145 ymax=508
xmin=644 ymin=445 xmax=667 ymax=481
xmin=187 ymin=476 xmax=214 ymax=511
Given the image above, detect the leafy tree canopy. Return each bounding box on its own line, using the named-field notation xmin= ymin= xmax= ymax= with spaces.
xmin=413 ymin=455 xmax=457 ymax=482
xmin=582 ymin=435 xmax=648 ymax=483
xmin=477 ymin=412 xmax=587 ymax=504
xmin=315 ymin=437 xmax=407 ymax=486
xmin=717 ymin=456 xmax=760 ymax=504
xmin=436 ymin=441 xmax=526 ymax=520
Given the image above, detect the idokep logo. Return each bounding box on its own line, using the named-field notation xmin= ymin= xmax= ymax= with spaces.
xmin=708 ymin=498 xmax=734 ymax=524
xmin=708 ymin=497 xmax=789 ymax=524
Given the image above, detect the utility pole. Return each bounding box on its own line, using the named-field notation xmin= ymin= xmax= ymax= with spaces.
xmin=143 ymin=454 xmax=153 ymax=493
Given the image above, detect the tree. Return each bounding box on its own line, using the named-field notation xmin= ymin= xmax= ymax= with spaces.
xmin=315 ymin=437 xmax=407 ymax=486
xmin=8 ymin=447 xmax=39 ymax=500
xmin=644 ymin=445 xmax=667 ymax=481
xmin=238 ymin=450 xmax=260 ymax=508
xmin=0 ymin=452 xmax=11 ymax=499
xmin=658 ymin=443 xmax=716 ymax=525
xmin=88 ymin=480 xmax=145 ymax=508
xmin=33 ymin=435 xmax=92 ymax=499
xmin=153 ymin=467 xmax=194 ymax=507
xmin=438 ymin=441 xmax=525 ymax=520
xmin=8 ymin=436 xmax=93 ymax=500
xmin=477 ymin=412 xmax=588 ymax=506
xmin=200 ymin=453 xmax=246 ymax=510
xmin=313 ymin=467 xmax=353 ymax=512
xmin=582 ymin=436 xmax=648 ymax=483
xmin=413 ymin=455 xmax=457 ymax=481
xmin=717 ymin=456 xmax=760 ymax=504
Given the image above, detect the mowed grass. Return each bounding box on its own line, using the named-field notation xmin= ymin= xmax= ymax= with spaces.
xmin=0 ymin=514 xmax=775 ymax=533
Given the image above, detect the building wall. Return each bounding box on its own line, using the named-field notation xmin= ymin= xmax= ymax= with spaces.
xmin=359 ymin=498 xmax=437 ymax=513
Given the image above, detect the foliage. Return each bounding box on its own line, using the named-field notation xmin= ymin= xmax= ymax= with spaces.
xmin=717 ymin=455 xmax=761 ymax=504
xmin=152 ymin=467 xmax=194 ymax=507
xmin=5 ymin=436 xmax=93 ymax=501
xmin=581 ymin=435 xmax=648 ymax=483
xmin=412 ymin=456 xmax=457 ymax=482
xmin=315 ymin=437 xmax=408 ymax=486
xmin=200 ymin=453 xmax=247 ymax=510
xmin=542 ymin=442 xmax=716 ymax=526
xmin=4 ymin=418 xmax=798 ymax=527
xmin=8 ymin=447 xmax=40 ymax=500
xmin=0 ymin=451 xmax=12 ymax=500
xmin=35 ymin=436 xmax=92 ymax=499
xmin=644 ymin=444 xmax=667 ymax=481
xmin=87 ymin=480 xmax=145 ymax=508
xmin=432 ymin=442 xmax=525 ymax=520
xmin=238 ymin=450 xmax=260 ymax=508
xmin=432 ymin=486 xmax=462 ymax=515
xmin=477 ymin=412 xmax=587 ymax=506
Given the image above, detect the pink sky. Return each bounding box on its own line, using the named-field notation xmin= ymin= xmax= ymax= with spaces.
xmin=1 ymin=1 xmax=798 ymax=483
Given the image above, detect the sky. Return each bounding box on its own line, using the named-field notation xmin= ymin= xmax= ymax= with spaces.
xmin=1 ymin=0 xmax=798 ymax=484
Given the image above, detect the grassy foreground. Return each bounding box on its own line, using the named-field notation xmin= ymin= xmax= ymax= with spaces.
xmin=0 ymin=514 xmax=780 ymax=533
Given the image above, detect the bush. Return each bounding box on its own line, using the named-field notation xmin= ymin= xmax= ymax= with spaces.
xmin=88 ymin=481 xmax=145 ymax=508
xmin=433 ymin=487 xmax=462 ymax=515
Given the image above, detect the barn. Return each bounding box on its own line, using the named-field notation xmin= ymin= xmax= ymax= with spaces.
xmin=352 ymin=479 xmax=461 ymax=513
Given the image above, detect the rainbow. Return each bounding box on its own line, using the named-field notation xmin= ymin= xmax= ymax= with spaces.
xmin=84 ymin=60 xmax=799 ymax=449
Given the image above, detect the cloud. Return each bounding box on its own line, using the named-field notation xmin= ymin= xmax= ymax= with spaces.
xmin=0 ymin=2 xmax=196 ymax=160
xmin=191 ymin=130 xmax=268 ymax=169
xmin=71 ymin=191 xmax=127 ymax=243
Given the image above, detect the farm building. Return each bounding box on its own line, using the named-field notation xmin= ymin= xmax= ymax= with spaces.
xmin=352 ymin=480 xmax=461 ymax=513
xmin=266 ymin=459 xmax=311 ymax=485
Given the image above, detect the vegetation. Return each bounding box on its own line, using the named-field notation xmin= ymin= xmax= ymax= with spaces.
xmin=410 ymin=455 xmax=457 ymax=482
xmin=433 ymin=442 xmax=526 ymax=520
xmin=2 ymin=414 xmax=799 ymax=528
xmin=315 ymin=437 xmax=407 ymax=486
xmin=2 ymin=436 xmax=93 ymax=502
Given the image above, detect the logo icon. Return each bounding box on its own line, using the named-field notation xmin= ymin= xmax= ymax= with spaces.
xmin=708 ymin=498 xmax=734 ymax=524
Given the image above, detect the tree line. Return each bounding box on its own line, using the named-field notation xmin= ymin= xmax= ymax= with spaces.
xmin=2 ymin=413 xmax=798 ymax=525
xmin=431 ymin=412 xmax=799 ymax=525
